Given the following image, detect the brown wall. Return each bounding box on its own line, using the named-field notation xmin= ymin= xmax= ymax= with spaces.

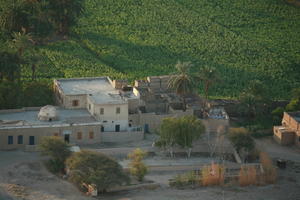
xmin=0 ymin=124 xmax=101 ymax=150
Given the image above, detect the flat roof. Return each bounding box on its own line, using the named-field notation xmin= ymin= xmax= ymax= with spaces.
xmin=55 ymin=77 xmax=127 ymax=104
xmin=0 ymin=109 xmax=97 ymax=128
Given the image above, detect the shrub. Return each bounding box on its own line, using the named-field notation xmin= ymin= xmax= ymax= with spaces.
xmin=239 ymin=165 xmax=257 ymax=186
xmin=66 ymin=150 xmax=129 ymax=193
xmin=39 ymin=136 xmax=71 ymax=173
xmin=260 ymin=152 xmax=277 ymax=184
xmin=128 ymin=148 xmax=148 ymax=181
xmin=228 ymin=127 xmax=255 ymax=154
xmin=201 ymin=163 xmax=225 ymax=186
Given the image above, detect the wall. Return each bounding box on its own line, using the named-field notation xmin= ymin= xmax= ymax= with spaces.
xmin=101 ymin=131 xmax=144 ymax=143
xmin=93 ymin=103 xmax=129 ymax=132
xmin=273 ymin=127 xmax=295 ymax=145
xmin=0 ymin=124 xmax=101 ymax=150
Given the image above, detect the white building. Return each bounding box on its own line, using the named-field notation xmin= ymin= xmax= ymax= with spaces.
xmin=53 ymin=77 xmax=140 ymax=132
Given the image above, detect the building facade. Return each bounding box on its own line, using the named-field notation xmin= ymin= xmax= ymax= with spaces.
xmin=274 ymin=112 xmax=300 ymax=147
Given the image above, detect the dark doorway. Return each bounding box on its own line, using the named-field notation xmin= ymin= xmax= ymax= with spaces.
xmin=144 ymin=124 xmax=149 ymax=133
xmin=29 ymin=136 xmax=35 ymax=145
xmin=64 ymin=134 xmax=70 ymax=143
xmin=115 ymin=124 xmax=120 ymax=132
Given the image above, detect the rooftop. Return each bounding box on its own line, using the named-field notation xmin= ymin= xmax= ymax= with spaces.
xmin=55 ymin=77 xmax=127 ymax=104
xmin=0 ymin=108 xmax=98 ymax=129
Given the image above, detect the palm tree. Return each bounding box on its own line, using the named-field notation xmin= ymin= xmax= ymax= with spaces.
xmin=168 ymin=61 xmax=196 ymax=111
xmin=11 ymin=29 xmax=34 ymax=57
xmin=197 ymin=66 xmax=220 ymax=105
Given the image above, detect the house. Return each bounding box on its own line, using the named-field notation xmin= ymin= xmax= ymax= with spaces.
xmin=273 ymin=111 xmax=300 ymax=147
xmin=0 ymin=76 xmax=229 ymax=150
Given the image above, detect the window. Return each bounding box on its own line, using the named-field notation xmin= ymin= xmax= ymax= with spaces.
xmin=18 ymin=135 xmax=23 ymax=144
xmin=53 ymin=133 xmax=59 ymax=137
xmin=115 ymin=124 xmax=120 ymax=132
xmin=116 ymin=107 xmax=121 ymax=114
xmin=101 ymin=126 xmax=104 ymax=132
xmin=100 ymin=108 xmax=104 ymax=115
xmin=89 ymin=131 xmax=94 ymax=139
xmin=8 ymin=136 xmax=13 ymax=145
xmin=77 ymin=132 xmax=82 ymax=140
xmin=72 ymin=100 xmax=79 ymax=107
xmin=89 ymin=104 xmax=91 ymax=110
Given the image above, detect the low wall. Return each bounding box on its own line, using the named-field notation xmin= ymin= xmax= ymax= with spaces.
xmin=101 ymin=131 xmax=144 ymax=143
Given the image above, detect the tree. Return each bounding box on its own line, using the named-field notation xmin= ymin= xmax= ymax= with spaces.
xmin=11 ymin=29 xmax=34 ymax=56
xmin=128 ymin=148 xmax=148 ymax=181
xmin=239 ymin=80 xmax=270 ymax=118
xmin=47 ymin=0 xmax=84 ymax=35
xmin=228 ymin=128 xmax=255 ymax=162
xmin=197 ymin=66 xmax=220 ymax=105
xmin=66 ymin=150 xmax=129 ymax=193
xmin=0 ymin=50 xmax=22 ymax=82
xmin=168 ymin=61 xmax=197 ymax=111
xmin=39 ymin=136 xmax=71 ymax=173
xmin=0 ymin=81 xmax=21 ymax=109
xmin=22 ymin=81 xmax=54 ymax=106
xmin=158 ymin=115 xmax=205 ymax=158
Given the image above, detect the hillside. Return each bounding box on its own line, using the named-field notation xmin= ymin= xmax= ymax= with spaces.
xmin=26 ymin=0 xmax=300 ymax=99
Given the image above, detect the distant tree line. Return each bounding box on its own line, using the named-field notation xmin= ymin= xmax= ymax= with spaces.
xmin=0 ymin=0 xmax=84 ymax=109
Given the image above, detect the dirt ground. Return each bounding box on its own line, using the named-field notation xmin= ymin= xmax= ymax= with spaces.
xmin=0 ymin=137 xmax=299 ymax=200
xmin=0 ymin=151 xmax=92 ymax=200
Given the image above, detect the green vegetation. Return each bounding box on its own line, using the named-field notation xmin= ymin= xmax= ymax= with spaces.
xmin=66 ymin=150 xmax=129 ymax=193
xmin=157 ymin=115 xmax=205 ymax=158
xmin=1 ymin=0 xmax=300 ymax=108
xmin=38 ymin=136 xmax=71 ymax=173
xmin=228 ymin=127 xmax=255 ymax=156
xmin=128 ymin=148 xmax=148 ymax=182
xmin=33 ymin=0 xmax=300 ymax=99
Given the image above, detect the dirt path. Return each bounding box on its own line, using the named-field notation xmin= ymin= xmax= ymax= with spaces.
xmin=0 ymin=151 xmax=92 ymax=200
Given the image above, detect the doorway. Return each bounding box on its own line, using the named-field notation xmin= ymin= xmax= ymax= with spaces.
xmin=29 ymin=136 xmax=35 ymax=145
xmin=64 ymin=134 xmax=70 ymax=143
xmin=115 ymin=124 xmax=120 ymax=132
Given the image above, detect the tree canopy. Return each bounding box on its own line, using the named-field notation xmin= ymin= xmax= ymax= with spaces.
xmin=228 ymin=127 xmax=255 ymax=154
xmin=158 ymin=115 xmax=205 ymax=158
xmin=66 ymin=150 xmax=129 ymax=193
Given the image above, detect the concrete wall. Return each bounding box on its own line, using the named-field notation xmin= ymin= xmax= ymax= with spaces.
xmin=129 ymin=108 xmax=194 ymax=133
xmin=92 ymin=103 xmax=129 ymax=132
xmin=0 ymin=124 xmax=101 ymax=150
xmin=101 ymin=131 xmax=144 ymax=143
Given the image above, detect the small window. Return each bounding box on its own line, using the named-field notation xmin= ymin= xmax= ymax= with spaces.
xmin=8 ymin=136 xmax=13 ymax=145
xmin=72 ymin=100 xmax=79 ymax=107
xmin=53 ymin=133 xmax=59 ymax=137
xmin=88 ymin=104 xmax=91 ymax=110
xmin=100 ymin=108 xmax=104 ymax=115
xmin=129 ymin=123 xmax=132 ymax=127
xmin=103 ymin=120 xmax=107 ymax=123
xmin=89 ymin=131 xmax=94 ymax=139
xmin=116 ymin=107 xmax=121 ymax=114
xmin=77 ymin=132 xmax=82 ymax=140
xmin=18 ymin=135 xmax=23 ymax=144
xmin=101 ymin=126 xmax=104 ymax=132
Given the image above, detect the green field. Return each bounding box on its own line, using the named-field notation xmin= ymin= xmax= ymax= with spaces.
xmin=27 ymin=0 xmax=300 ymax=99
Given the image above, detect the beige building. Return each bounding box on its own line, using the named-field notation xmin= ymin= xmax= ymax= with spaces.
xmin=0 ymin=75 xmax=229 ymax=150
xmin=274 ymin=112 xmax=300 ymax=147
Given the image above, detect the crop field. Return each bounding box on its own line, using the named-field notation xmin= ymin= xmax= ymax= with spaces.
xmin=30 ymin=0 xmax=300 ymax=99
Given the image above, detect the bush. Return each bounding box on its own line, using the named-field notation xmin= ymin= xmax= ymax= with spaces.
xmin=201 ymin=163 xmax=225 ymax=186
xmin=66 ymin=150 xmax=129 ymax=193
xmin=259 ymin=152 xmax=277 ymax=184
xmin=128 ymin=148 xmax=148 ymax=181
xmin=239 ymin=165 xmax=257 ymax=186
xmin=39 ymin=136 xmax=71 ymax=173
xmin=228 ymin=128 xmax=255 ymax=154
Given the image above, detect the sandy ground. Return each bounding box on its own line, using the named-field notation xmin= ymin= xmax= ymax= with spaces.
xmin=0 ymin=137 xmax=299 ymax=200
xmin=0 ymin=151 xmax=92 ymax=200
